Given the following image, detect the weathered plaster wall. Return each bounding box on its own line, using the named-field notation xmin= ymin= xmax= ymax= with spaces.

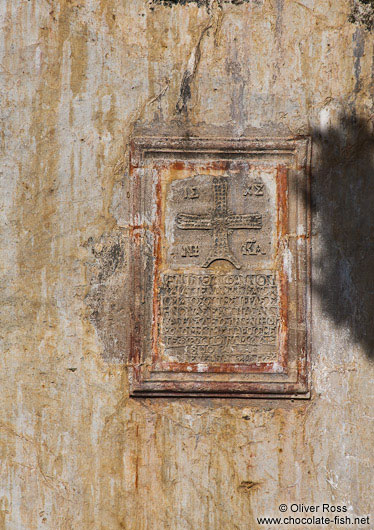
xmin=1 ymin=0 xmax=374 ymax=528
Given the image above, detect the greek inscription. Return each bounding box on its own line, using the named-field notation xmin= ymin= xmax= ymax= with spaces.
xmin=160 ymin=272 xmax=279 ymax=363
xmin=183 ymin=186 xmax=199 ymax=199
xmin=243 ymin=181 xmax=264 ymax=197
xmin=242 ymin=239 xmax=266 ymax=256
xmin=181 ymin=244 xmax=199 ymax=257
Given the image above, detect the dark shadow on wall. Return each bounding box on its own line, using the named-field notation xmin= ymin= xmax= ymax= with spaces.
xmin=308 ymin=112 xmax=374 ymax=359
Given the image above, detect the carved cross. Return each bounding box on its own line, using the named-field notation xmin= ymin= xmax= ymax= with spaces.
xmin=176 ymin=176 xmax=262 ymax=269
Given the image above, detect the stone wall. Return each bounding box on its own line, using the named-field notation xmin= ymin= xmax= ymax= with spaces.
xmin=1 ymin=0 xmax=373 ymax=528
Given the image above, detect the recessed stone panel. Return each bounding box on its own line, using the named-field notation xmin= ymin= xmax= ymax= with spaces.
xmin=129 ymin=137 xmax=311 ymax=398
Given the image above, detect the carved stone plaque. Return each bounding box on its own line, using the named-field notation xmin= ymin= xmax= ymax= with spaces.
xmin=129 ymin=137 xmax=311 ymax=398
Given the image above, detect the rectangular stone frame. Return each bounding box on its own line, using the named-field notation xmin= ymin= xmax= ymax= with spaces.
xmin=128 ymin=136 xmax=311 ymax=398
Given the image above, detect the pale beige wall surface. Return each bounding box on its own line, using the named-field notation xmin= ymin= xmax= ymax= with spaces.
xmin=1 ymin=1 xmax=374 ymax=529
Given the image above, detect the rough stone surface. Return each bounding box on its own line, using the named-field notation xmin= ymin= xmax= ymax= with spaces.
xmin=1 ymin=0 xmax=374 ymax=528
